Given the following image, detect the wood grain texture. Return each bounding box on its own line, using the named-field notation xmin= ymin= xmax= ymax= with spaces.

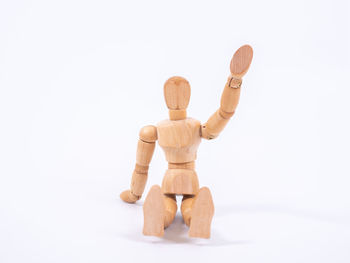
xmin=130 ymin=171 xmax=148 ymax=196
xmin=188 ymin=187 xmax=214 ymax=239
xmin=164 ymin=76 xmax=191 ymax=110
xmin=161 ymin=169 xmax=199 ymax=195
xmin=230 ymin=44 xmax=253 ymax=79
xmin=164 ymin=195 xmax=177 ymax=228
xmin=169 ymin=109 xmax=187 ymax=120
xmin=157 ymin=118 xmax=201 ymax=163
xmin=139 ymin=125 xmax=157 ymax=142
xmin=168 ymin=161 xmax=195 ymax=170
xmin=220 ymin=79 xmax=241 ymax=114
xmin=122 ymin=126 xmax=157 ymax=201
xmin=181 ymin=196 xmax=194 ymax=226
xmin=121 ymin=45 xmax=254 ymax=239
xmin=201 ymin=44 xmax=254 ymax=140
xmin=136 ymin=140 xmax=155 ymax=166
xmin=120 ymin=189 xmax=140 ymax=203
xmin=201 ymin=110 xmax=230 ymax=140
xmin=143 ymin=185 xmax=165 ymax=237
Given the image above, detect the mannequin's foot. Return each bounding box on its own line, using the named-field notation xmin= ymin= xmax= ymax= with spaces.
xmin=143 ymin=185 xmax=165 ymax=237
xmin=189 ymin=187 xmax=214 ymax=239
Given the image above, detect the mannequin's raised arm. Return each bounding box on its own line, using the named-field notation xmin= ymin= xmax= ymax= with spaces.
xmin=120 ymin=125 xmax=157 ymax=203
xmin=201 ymin=45 xmax=253 ymax=139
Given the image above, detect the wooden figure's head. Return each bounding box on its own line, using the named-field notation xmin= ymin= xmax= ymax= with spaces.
xmin=164 ymin=76 xmax=191 ymax=110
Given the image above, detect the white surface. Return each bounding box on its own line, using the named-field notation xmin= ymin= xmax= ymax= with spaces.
xmin=1 ymin=0 xmax=350 ymax=262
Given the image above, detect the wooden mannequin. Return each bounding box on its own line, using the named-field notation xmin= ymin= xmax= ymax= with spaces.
xmin=120 ymin=45 xmax=253 ymax=238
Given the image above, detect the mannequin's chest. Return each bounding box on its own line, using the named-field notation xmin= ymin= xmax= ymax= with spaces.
xmin=157 ymin=118 xmax=201 ymax=149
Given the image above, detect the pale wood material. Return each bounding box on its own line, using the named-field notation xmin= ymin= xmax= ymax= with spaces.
xmin=201 ymin=109 xmax=230 ymax=139
xmin=129 ymin=139 xmax=155 ymax=197
xmin=130 ymin=164 xmax=149 ymax=196
xmin=121 ymin=45 xmax=253 ymax=239
xmin=181 ymin=195 xmax=194 ymax=226
xmin=132 ymin=125 xmax=157 ymax=196
xmin=134 ymin=163 xmax=149 ymax=174
xmin=120 ymin=126 xmax=157 ymax=203
xmin=161 ymin=169 xmax=199 ymax=195
xmin=220 ymin=78 xmax=241 ymax=114
xmin=164 ymin=76 xmax=190 ymax=110
xmin=168 ymin=161 xmax=195 ymax=170
xmin=130 ymin=171 xmax=147 ymax=196
xmin=120 ymin=189 xmax=140 ymax=203
xmin=169 ymin=109 xmax=187 ymax=120
xmin=164 ymin=194 xmax=177 ymax=228
xmin=230 ymin=44 xmax=253 ymax=79
xmin=139 ymin=125 xmax=158 ymax=142
xmin=188 ymin=187 xmax=214 ymax=239
xmin=157 ymin=118 xmax=201 ymax=163
xmin=136 ymin=140 xmax=155 ymax=166
xmin=143 ymin=187 xmax=177 ymax=234
xmin=143 ymin=185 xmax=165 ymax=237
xmin=201 ymin=45 xmax=253 ymax=140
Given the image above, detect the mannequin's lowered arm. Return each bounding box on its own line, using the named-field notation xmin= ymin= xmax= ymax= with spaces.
xmin=120 ymin=125 xmax=157 ymax=203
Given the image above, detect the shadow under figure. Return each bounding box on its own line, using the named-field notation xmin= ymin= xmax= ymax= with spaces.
xmin=120 ymin=45 xmax=254 ymax=239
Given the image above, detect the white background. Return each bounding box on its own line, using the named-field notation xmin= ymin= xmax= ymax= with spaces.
xmin=1 ymin=0 xmax=350 ymax=262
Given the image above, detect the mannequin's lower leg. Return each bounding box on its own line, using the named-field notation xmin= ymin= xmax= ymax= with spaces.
xmin=164 ymin=194 xmax=177 ymax=228
xmin=183 ymin=187 xmax=215 ymax=239
xmin=181 ymin=195 xmax=195 ymax=226
xmin=143 ymin=186 xmax=178 ymax=236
